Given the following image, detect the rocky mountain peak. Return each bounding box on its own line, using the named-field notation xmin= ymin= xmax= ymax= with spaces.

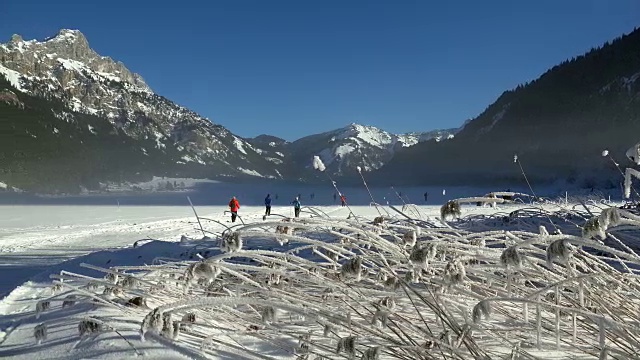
xmin=47 ymin=29 xmax=87 ymax=44
xmin=42 ymin=29 xmax=92 ymax=59
xmin=0 ymin=28 xmax=284 ymax=185
xmin=10 ymin=34 xmax=23 ymax=43
xmin=0 ymin=29 xmax=150 ymax=92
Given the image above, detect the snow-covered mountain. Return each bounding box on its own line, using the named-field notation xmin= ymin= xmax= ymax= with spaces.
xmin=0 ymin=29 xmax=457 ymax=191
xmin=0 ymin=29 xmax=280 ymax=182
xmin=281 ymin=123 xmax=455 ymax=178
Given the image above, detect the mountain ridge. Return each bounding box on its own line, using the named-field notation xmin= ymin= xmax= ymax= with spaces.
xmin=0 ymin=29 xmax=285 ymax=188
xmin=10 ymin=26 xmax=634 ymax=193
xmin=375 ymin=27 xmax=640 ymax=188
xmin=0 ymin=29 xmax=452 ymax=192
xmin=262 ymin=123 xmax=455 ymax=180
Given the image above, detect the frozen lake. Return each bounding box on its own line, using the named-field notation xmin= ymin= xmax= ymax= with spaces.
xmin=0 ymin=182 xmax=537 ymax=206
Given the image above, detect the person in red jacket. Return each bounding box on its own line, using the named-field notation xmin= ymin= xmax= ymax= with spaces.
xmin=340 ymin=194 xmax=347 ymax=207
xmin=228 ymin=196 xmax=240 ymax=222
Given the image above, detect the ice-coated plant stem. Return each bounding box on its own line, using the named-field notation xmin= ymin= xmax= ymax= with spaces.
xmin=603 ymin=150 xmax=640 ymax=199
xmin=34 ymin=196 xmax=640 ymax=359
xmin=390 ymin=186 xmax=408 ymax=206
xmin=599 ymin=318 xmax=606 ymax=350
xmin=357 ymin=166 xmax=382 ymax=217
xmin=187 ymin=196 xmax=206 ymax=237
xmin=555 ymin=286 xmax=561 ymax=350
xmin=536 ymin=294 xmax=542 ymax=350
xmin=514 ymin=154 xmax=559 ymax=231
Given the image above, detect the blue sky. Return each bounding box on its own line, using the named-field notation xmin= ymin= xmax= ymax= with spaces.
xmin=1 ymin=0 xmax=638 ymax=140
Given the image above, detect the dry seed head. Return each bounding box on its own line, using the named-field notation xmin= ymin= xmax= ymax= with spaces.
xmin=402 ymin=230 xmax=417 ymax=247
xmin=127 ymin=296 xmax=147 ymax=307
xmin=440 ymin=200 xmax=461 ymax=220
xmin=361 ymin=346 xmax=381 ymax=360
xmin=546 ymin=239 xmax=573 ymax=266
xmin=500 ymin=246 xmax=522 ymax=268
xmin=582 ymin=217 xmax=606 ymax=240
xmin=220 ymin=231 xmax=242 ymax=253
xmin=34 ymin=323 xmax=47 ymax=344
xmin=261 ymin=306 xmax=277 ymax=323
xmin=35 ymin=300 xmax=50 ymax=319
xmin=599 ymin=207 xmax=621 ymax=229
xmin=409 ymin=245 xmax=430 ymax=268
xmin=340 ymin=256 xmax=363 ymax=281
xmin=62 ymin=295 xmax=77 ymax=308
xmin=472 ymin=300 xmax=491 ymax=323
xmin=337 ymin=336 xmax=357 ymax=356
xmin=79 ymin=319 xmax=102 ymax=336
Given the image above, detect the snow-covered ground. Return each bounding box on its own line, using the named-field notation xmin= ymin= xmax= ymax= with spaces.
xmin=0 ymin=186 xmax=635 ymax=359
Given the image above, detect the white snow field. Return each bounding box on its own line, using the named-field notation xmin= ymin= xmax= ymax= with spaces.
xmin=0 ymin=189 xmax=638 ymax=359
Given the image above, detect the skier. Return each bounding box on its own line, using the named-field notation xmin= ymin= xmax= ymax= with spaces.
xmin=424 ymin=191 xmax=428 ymax=202
xmin=292 ymin=196 xmax=302 ymax=218
xmin=340 ymin=194 xmax=347 ymax=207
xmin=228 ymin=196 xmax=240 ymax=223
xmin=264 ymin=194 xmax=271 ymax=216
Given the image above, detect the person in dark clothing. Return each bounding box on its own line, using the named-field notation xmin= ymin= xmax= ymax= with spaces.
xmin=340 ymin=194 xmax=346 ymax=207
xmin=228 ymin=196 xmax=240 ymax=223
xmin=333 ymin=193 xmax=337 ymax=202
xmin=292 ymin=197 xmax=301 ymax=217
xmin=264 ymin=194 xmax=272 ymax=216
xmin=310 ymin=193 xmax=315 ymax=200
xmin=424 ymin=192 xmax=428 ymax=202
xmin=275 ymin=193 xmax=279 ymax=200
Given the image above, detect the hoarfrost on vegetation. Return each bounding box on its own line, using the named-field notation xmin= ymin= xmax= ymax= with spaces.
xmin=10 ymin=190 xmax=640 ymax=359
xmin=312 ymin=155 xmax=326 ymax=172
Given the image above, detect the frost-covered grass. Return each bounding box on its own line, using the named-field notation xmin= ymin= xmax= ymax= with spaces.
xmin=21 ymin=199 xmax=640 ymax=359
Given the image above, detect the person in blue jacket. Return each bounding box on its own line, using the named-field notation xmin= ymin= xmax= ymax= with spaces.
xmin=292 ymin=196 xmax=301 ymax=218
xmin=264 ymin=194 xmax=272 ymax=216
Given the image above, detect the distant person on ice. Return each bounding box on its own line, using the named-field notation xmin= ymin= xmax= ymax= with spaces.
xmin=264 ymin=194 xmax=271 ymax=216
xmin=228 ymin=196 xmax=240 ymax=223
xmin=424 ymin=192 xmax=428 ymax=202
xmin=340 ymin=194 xmax=347 ymax=207
xmin=333 ymin=193 xmax=337 ymax=202
xmin=292 ymin=196 xmax=302 ymax=218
